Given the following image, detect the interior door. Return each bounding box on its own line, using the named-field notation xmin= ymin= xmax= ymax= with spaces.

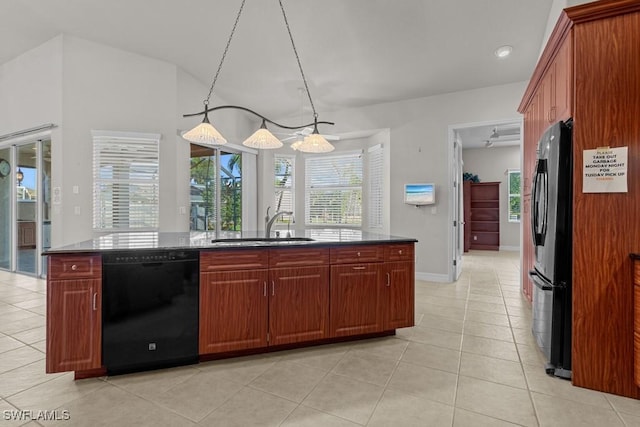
xmin=452 ymin=139 xmax=463 ymax=280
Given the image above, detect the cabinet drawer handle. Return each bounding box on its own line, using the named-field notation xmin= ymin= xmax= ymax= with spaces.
xmin=357 ymin=252 xmax=361 ymax=257
xmin=92 ymin=292 xmax=97 ymax=311
xmin=399 ymin=250 xmax=403 ymax=255
xmin=272 ymin=281 xmax=275 ymax=296
xmin=386 ymin=272 xmax=391 ymax=287
xmin=352 ymin=266 xmax=366 ymax=270
xmin=264 ymin=281 xmax=267 ymax=297
xmin=71 ymin=264 xmax=78 ymax=271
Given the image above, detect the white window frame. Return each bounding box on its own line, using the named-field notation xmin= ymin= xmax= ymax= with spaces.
xmin=368 ymin=144 xmax=384 ymax=230
xmin=508 ymin=169 xmax=521 ymax=223
xmin=304 ymin=151 xmax=363 ymax=227
xmin=274 ymin=154 xmax=295 ymax=225
xmin=92 ymin=130 xmax=160 ymax=232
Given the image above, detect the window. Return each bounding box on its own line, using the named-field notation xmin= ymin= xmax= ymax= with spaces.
xmin=368 ymin=144 xmax=383 ymax=229
xmin=92 ymin=130 xmax=160 ymax=231
xmin=189 ymin=146 xmax=243 ymax=232
xmin=508 ymin=169 xmax=521 ymax=222
xmin=274 ymin=155 xmax=294 ymax=225
xmin=305 ymin=152 xmax=362 ymax=226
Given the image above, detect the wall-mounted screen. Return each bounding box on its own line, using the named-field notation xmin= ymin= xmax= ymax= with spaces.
xmin=404 ymin=183 xmax=435 ymax=205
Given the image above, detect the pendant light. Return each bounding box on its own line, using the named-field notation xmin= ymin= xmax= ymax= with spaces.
xmin=182 ymin=0 xmax=335 ymax=152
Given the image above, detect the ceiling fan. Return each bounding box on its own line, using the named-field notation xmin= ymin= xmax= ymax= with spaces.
xmin=277 ymin=127 xmax=340 ymax=143
xmin=489 ymin=125 xmax=520 ymax=139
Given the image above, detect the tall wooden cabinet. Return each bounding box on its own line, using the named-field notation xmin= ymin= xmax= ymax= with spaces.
xmin=464 ymin=182 xmax=500 ymax=251
xmin=518 ymin=0 xmax=640 ymax=398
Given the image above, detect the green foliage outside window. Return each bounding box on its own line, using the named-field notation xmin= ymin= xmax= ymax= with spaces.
xmin=508 ymin=170 xmax=521 ymax=222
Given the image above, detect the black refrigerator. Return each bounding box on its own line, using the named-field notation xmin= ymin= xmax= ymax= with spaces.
xmin=529 ymin=119 xmax=572 ymax=379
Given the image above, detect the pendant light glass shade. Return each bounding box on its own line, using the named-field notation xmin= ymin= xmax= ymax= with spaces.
xmin=182 ymin=112 xmax=227 ymax=145
xmin=242 ymin=120 xmax=283 ymax=149
xmin=296 ymin=133 xmax=335 ymax=153
xmin=290 ymin=139 xmax=303 ymax=151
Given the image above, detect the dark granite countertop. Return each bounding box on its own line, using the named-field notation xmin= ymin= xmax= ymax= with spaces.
xmin=44 ymin=229 xmax=418 ymax=255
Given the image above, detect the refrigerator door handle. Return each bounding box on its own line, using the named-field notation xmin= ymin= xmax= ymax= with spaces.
xmin=529 ymin=270 xmax=553 ymax=290
xmin=531 ymin=159 xmax=548 ymax=246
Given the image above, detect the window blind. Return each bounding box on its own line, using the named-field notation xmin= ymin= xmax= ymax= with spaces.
xmin=368 ymin=144 xmax=383 ymax=229
xmin=274 ymin=155 xmax=294 ymax=224
xmin=92 ymin=131 xmax=160 ymax=231
xmin=305 ymin=152 xmax=362 ymax=226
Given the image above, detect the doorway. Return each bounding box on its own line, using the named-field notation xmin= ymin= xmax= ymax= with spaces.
xmin=0 ymin=137 xmax=51 ymax=277
xmin=448 ymin=119 xmax=522 ymax=282
xmin=189 ymin=144 xmax=243 ymax=234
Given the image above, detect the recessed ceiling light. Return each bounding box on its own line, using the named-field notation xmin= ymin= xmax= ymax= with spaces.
xmin=494 ymin=45 xmax=513 ymax=59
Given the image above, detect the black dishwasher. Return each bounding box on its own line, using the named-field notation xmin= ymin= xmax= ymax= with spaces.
xmin=102 ymin=250 xmax=199 ymax=375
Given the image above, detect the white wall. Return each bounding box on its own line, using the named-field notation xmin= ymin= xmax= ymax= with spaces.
xmin=462 ymin=146 xmax=521 ymax=249
xmin=257 ymin=82 xmax=526 ymax=279
xmin=1 ymin=35 xmax=257 ymax=247
xmin=540 ymin=0 xmax=594 ymax=57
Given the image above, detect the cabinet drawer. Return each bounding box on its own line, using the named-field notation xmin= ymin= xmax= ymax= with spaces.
xmin=384 ymin=244 xmax=414 ymax=262
xmin=48 ymin=255 xmax=102 ymax=279
xmin=330 ymin=245 xmax=383 ymax=264
xmin=269 ymin=247 xmax=330 ymax=268
xmin=201 ymin=249 xmax=269 ymax=271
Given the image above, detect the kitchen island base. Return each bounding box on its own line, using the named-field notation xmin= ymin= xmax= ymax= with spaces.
xmin=45 ymin=233 xmax=416 ymax=379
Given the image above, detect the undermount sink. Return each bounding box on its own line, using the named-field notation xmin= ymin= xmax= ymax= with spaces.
xmin=210 ymin=237 xmax=315 ymax=246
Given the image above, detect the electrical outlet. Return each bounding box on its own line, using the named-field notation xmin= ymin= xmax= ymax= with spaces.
xmin=73 ymin=185 xmax=79 ymax=194
xmin=179 ymin=206 xmax=186 ymax=215
xmin=74 ymin=206 xmax=81 ymax=215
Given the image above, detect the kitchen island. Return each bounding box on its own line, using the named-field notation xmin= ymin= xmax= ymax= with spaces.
xmin=45 ymin=230 xmax=416 ymax=378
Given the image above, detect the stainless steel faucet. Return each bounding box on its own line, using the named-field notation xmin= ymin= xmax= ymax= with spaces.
xmin=265 ymin=206 xmax=293 ymax=238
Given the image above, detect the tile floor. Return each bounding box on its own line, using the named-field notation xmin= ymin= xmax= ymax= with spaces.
xmin=1 ymin=251 xmax=640 ymax=426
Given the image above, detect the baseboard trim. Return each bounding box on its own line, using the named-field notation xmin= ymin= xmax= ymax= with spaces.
xmin=499 ymin=245 xmax=520 ymax=252
xmin=415 ymin=272 xmax=450 ymax=283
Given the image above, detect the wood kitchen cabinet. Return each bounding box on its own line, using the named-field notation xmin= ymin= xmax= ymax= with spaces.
xmin=199 ymin=247 xmax=331 ymax=352
xmin=330 ymin=262 xmax=383 ymax=337
xmin=199 ymin=269 xmax=269 ymax=354
xmin=269 ymin=266 xmax=330 ymax=345
xmin=519 ymin=0 xmax=640 ymax=398
xmin=383 ymin=244 xmax=415 ymax=330
xmin=199 ymin=249 xmax=269 ymax=354
xmin=46 ymin=255 xmax=102 ymax=373
xmin=330 ymin=244 xmax=384 ymax=336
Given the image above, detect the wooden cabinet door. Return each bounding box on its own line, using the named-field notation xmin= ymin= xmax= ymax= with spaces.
xmin=330 ymin=263 xmax=383 ymax=337
xmin=199 ymin=270 xmax=268 ymax=354
xmin=269 ymin=266 xmax=329 ymax=346
xmin=383 ymin=261 xmax=415 ymax=330
xmin=46 ymin=279 xmax=101 ymax=373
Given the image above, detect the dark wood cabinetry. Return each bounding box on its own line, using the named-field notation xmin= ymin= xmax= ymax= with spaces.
xmin=269 ymin=266 xmax=330 ymax=346
xmin=199 ymin=269 xmax=269 ymax=354
xmin=465 ymin=182 xmax=500 ymax=251
xmin=330 ymin=263 xmax=384 ymax=336
xmin=330 ymin=243 xmax=415 ymax=336
xmin=519 ymin=0 xmax=640 ymax=398
xmin=47 ymin=240 xmax=415 ymax=376
xmin=46 ymin=255 xmax=102 ymax=373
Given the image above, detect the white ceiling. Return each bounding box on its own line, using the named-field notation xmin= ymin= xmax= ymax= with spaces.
xmin=1 ymin=0 xmax=553 ymax=120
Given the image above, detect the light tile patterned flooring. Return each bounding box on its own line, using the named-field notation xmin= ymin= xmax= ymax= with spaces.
xmin=2 ymin=251 xmax=640 ymax=426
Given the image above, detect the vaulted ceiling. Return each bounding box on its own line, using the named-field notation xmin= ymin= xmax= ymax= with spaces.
xmin=2 ymin=0 xmax=554 ymax=120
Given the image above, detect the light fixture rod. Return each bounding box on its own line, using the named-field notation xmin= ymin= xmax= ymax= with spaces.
xmin=183 ymin=104 xmax=334 ymax=131
xmin=279 ymin=0 xmax=316 ymax=117
xmin=204 ymin=0 xmax=247 ymax=105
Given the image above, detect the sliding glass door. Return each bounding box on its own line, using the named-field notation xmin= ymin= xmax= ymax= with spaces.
xmin=0 ymin=138 xmax=51 ymax=277
xmin=189 ymin=145 xmax=242 ymax=234
xmin=0 ymin=147 xmax=10 ymax=270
